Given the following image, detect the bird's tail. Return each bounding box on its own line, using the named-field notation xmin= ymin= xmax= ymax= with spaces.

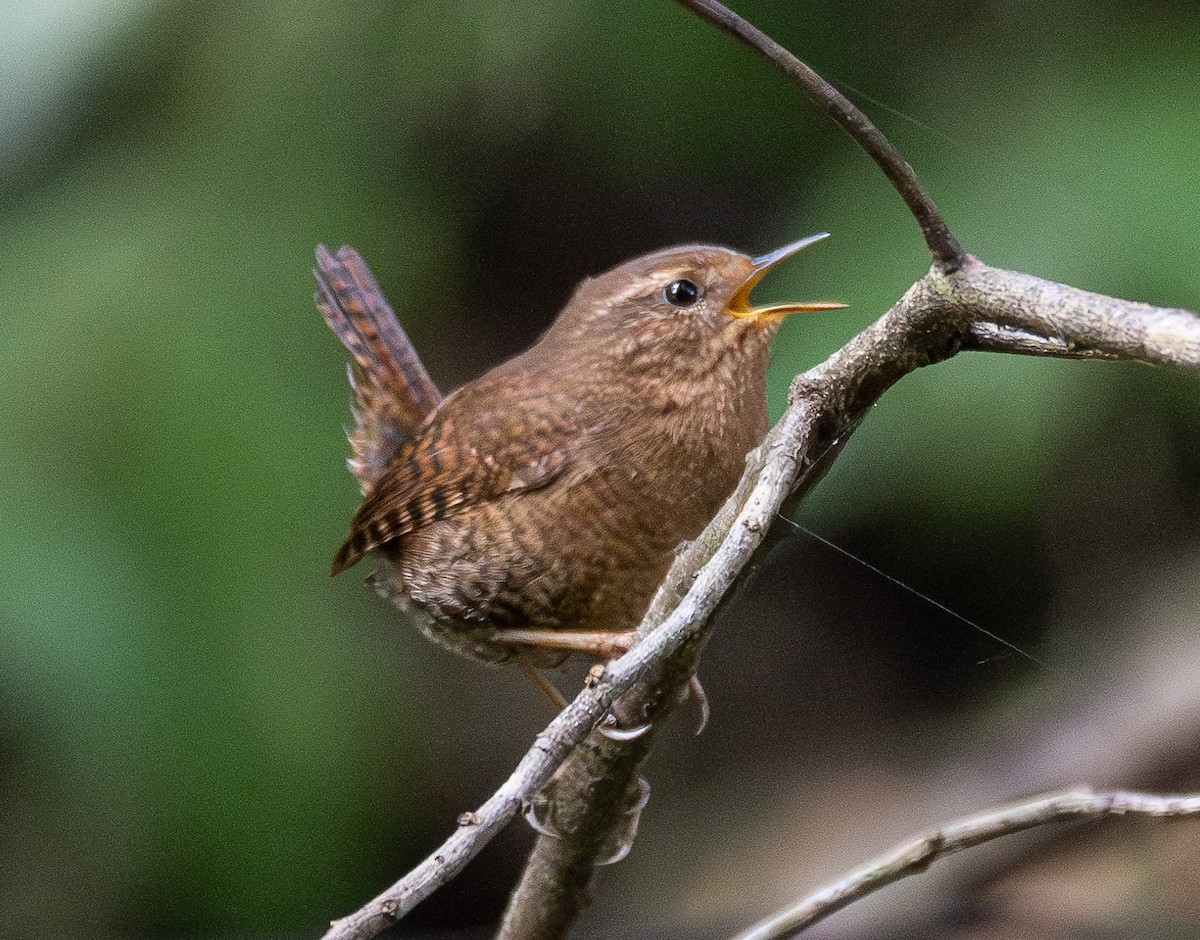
xmin=314 ymin=245 xmax=443 ymax=492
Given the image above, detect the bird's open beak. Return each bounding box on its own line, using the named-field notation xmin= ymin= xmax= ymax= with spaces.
xmin=727 ymin=232 xmax=848 ymax=320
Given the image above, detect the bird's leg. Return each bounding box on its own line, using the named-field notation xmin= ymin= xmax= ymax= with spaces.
xmin=520 ymin=663 xmax=569 ymax=710
xmin=510 ymin=632 xmax=635 ymax=727
xmin=313 ymin=245 xmax=443 ymax=420
xmin=488 ymin=628 xmax=636 ymax=659
xmin=502 ymin=629 xmax=709 ymax=732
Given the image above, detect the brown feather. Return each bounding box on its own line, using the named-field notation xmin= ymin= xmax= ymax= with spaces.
xmin=314 ymin=245 xmax=443 ymax=491
xmin=330 ymin=376 xmax=576 ymax=575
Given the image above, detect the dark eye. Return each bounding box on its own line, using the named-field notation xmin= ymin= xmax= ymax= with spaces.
xmin=663 ymin=278 xmax=701 ymax=308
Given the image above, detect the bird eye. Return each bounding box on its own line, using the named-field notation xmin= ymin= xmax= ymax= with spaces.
xmin=663 ymin=278 xmax=701 ymax=308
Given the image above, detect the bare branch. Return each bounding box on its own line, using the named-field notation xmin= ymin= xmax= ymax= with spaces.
xmin=948 ymin=259 xmax=1200 ymax=370
xmin=673 ymin=0 xmax=964 ymax=271
xmin=491 ymin=260 xmax=1200 ymax=937
xmin=320 ymin=682 xmax=608 ymax=940
xmin=729 ymin=789 xmax=1200 ymax=940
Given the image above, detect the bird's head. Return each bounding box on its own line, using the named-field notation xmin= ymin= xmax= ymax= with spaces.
xmin=545 ymin=233 xmax=846 ymax=381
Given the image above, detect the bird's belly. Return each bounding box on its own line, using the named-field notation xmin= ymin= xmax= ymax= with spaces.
xmin=378 ymin=454 xmax=739 ymax=651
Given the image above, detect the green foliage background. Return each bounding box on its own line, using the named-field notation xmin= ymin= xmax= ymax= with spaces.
xmin=2 ymin=1 xmax=1198 ymax=936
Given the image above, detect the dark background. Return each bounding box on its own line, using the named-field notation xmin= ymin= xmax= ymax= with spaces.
xmin=2 ymin=1 xmax=1199 ymax=937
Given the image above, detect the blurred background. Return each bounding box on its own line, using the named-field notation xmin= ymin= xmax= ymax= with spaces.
xmin=2 ymin=1 xmax=1199 ymax=938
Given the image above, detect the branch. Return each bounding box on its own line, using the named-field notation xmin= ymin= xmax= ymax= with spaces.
xmin=673 ymin=0 xmax=964 ymax=271
xmin=319 ymin=681 xmax=606 ymax=940
xmin=729 ymin=789 xmax=1200 ymax=940
xmin=495 ymin=696 xmax=664 ymax=940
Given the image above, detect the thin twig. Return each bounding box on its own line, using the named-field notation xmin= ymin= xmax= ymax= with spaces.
xmin=320 ymin=682 xmax=608 ymax=940
xmin=489 ymin=272 xmax=1200 ymax=939
xmin=672 ymin=0 xmax=965 ymax=271
xmin=730 ymin=788 xmax=1200 ymax=940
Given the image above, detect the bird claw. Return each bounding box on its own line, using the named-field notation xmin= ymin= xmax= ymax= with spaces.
xmin=598 ymin=715 xmax=653 ymax=741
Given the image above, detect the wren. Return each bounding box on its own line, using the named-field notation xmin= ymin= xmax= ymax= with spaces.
xmin=315 ymin=235 xmax=843 ymax=667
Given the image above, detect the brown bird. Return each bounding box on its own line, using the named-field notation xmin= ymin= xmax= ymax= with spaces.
xmin=315 ymin=235 xmax=843 ymax=671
